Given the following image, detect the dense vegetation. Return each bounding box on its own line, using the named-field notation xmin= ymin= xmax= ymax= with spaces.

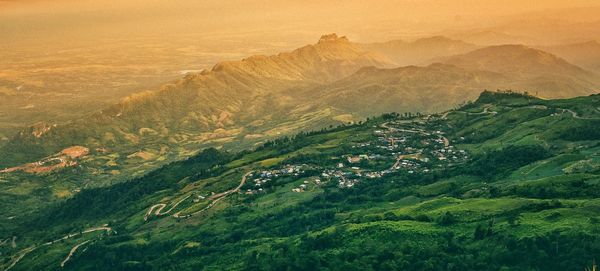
xmin=467 ymin=145 xmax=550 ymax=179
xmin=2 ymin=91 xmax=599 ymax=271
xmin=34 ymin=148 xmax=232 ymax=225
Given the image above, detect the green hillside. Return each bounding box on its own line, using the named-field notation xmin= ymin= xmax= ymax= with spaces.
xmin=0 ymin=34 xmax=391 ymax=169
xmin=1 ymin=91 xmax=599 ymax=270
xmin=2 ymin=36 xmax=598 ymax=186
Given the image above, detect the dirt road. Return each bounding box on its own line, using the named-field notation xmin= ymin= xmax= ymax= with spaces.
xmin=60 ymin=240 xmax=91 ymax=268
xmin=144 ymin=194 xmax=192 ymax=221
xmin=560 ymin=108 xmax=599 ymax=120
xmin=174 ymin=171 xmax=252 ymax=219
xmin=4 ymin=226 xmax=112 ymax=271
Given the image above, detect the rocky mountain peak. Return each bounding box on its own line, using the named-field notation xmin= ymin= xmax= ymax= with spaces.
xmin=318 ymin=33 xmax=349 ymax=44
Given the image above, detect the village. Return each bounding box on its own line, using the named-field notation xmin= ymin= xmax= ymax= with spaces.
xmin=242 ymin=117 xmax=470 ymax=195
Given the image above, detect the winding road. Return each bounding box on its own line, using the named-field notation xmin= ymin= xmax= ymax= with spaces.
xmin=443 ymin=105 xmax=497 ymax=119
xmin=174 ymin=171 xmax=251 ymax=219
xmin=144 ymin=171 xmax=252 ymax=221
xmin=60 ymin=240 xmax=91 ymax=268
xmin=465 ymin=106 xmax=497 ymax=115
xmin=441 ymin=111 xmax=450 ymax=119
xmin=0 ymin=238 xmax=9 ymax=247
xmin=144 ymin=194 xmax=192 ymax=221
xmin=4 ymin=226 xmax=113 ymax=271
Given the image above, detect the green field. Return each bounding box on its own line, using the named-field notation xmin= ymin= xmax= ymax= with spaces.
xmin=1 ymin=91 xmax=600 ymax=270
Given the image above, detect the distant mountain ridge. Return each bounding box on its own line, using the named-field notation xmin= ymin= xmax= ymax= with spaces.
xmin=443 ymin=44 xmax=591 ymax=76
xmin=1 ymin=34 xmax=598 ymax=178
xmin=449 ymin=30 xmax=534 ymax=46
xmin=539 ymin=40 xmax=600 ymax=73
xmin=0 ymin=34 xmax=392 ymax=170
xmin=206 ymin=33 xmax=392 ymax=83
xmin=442 ymin=44 xmax=598 ymax=97
xmin=361 ymin=36 xmax=479 ymax=66
xmin=311 ymin=63 xmax=508 ymax=115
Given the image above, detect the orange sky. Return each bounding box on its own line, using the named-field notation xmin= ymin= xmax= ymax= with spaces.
xmin=1 ymin=0 xmax=600 ymax=48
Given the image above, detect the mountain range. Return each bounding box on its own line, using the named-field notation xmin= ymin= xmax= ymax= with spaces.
xmin=360 ymin=36 xmax=479 ymax=66
xmin=539 ymin=40 xmax=600 ymax=73
xmin=1 ymin=34 xmax=598 ymax=181
xmin=3 ymin=3 xmax=600 ymax=270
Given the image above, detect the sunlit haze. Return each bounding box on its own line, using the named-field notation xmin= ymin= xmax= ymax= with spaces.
xmin=2 ymin=0 xmax=600 ymax=46
xmin=1 ymin=1 xmax=600 ymax=270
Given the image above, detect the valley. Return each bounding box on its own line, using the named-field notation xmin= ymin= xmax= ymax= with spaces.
xmin=1 ymin=36 xmax=599 ymax=267
xmin=1 ymin=91 xmax=599 ymax=270
xmin=2 ymin=2 xmax=600 ymax=270
xmin=1 ymin=34 xmax=598 ymax=194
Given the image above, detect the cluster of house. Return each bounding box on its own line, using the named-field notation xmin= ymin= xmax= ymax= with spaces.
xmin=243 ymin=164 xmax=309 ymax=194
xmin=292 ymin=179 xmax=322 ymax=192
xmin=254 ymin=164 xmax=306 ymax=182
xmin=394 ymin=159 xmax=423 ymax=174
xmin=320 ymin=170 xmax=359 ymax=188
xmin=320 ymin=120 xmax=469 ymax=187
xmin=242 ymin=118 xmax=471 ymax=195
xmin=432 ymin=146 xmax=468 ymax=162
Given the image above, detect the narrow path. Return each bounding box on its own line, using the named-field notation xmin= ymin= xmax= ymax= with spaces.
xmin=441 ymin=136 xmax=449 ymax=147
xmin=0 ymin=238 xmax=9 ymax=247
xmin=173 ymin=171 xmax=251 ymax=219
xmin=144 ymin=204 xmax=166 ymax=221
xmin=466 ymin=106 xmax=497 ymax=115
xmin=362 ymin=116 xmax=446 ymax=176
xmin=4 ymin=226 xmax=112 ymax=271
xmin=381 ymin=121 xmax=442 ymax=170
xmin=60 ymin=240 xmax=91 ymax=268
xmin=560 ymin=108 xmax=600 ymax=120
xmin=391 ymin=156 xmax=402 ymax=170
xmin=441 ymin=111 xmax=450 ymax=119
xmin=450 ymin=105 xmax=497 ymax=117
xmin=526 ymin=105 xmax=548 ymax=110
xmin=523 ymin=158 xmax=552 ymax=176
xmin=143 ymin=194 xmax=192 ymax=221
xmin=444 ymin=103 xmax=545 ymax=120
xmin=4 ymin=246 xmax=36 ymax=271
xmin=379 ymin=122 xmax=392 ymax=130
xmin=380 ymin=121 xmax=424 ymax=131
xmin=175 ymin=196 xmax=227 ymax=219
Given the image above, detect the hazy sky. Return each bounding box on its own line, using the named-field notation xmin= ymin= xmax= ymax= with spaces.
xmin=1 ymin=0 xmax=599 ymax=129
xmin=1 ymin=0 xmax=600 ymax=48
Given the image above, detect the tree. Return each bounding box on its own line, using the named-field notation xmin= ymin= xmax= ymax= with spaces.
xmin=486 ymin=219 xmax=495 ymax=237
xmin=474 ymin=224 xmax=486 ymax=240
xmin=383 ymin=212 xmax=399 ymax=221
xmin=507 ymin=213 xmax=520 ymax=226
xmin=489 ymin=186 xmax=500 ymax=198
xmin=437 ymin=211 xmax=456 ymax=226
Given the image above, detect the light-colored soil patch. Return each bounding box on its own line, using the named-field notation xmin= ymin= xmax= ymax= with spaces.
xmin=127 ymin=151 xmax=156 ymax=160
xmin=54 ymin=189 xmax=72 ymax=198
xmin=1 ymin=146 xmax=88 ymax=174
xmin=138 ymin=127 xmax=158 ymax=136
xmin=244 ymin=133 xmax=264 ymax=139
xmin=61 ymin=146 xmax=90 ymax=159
xmin=333 ymin=114 xmax=358 ymax=123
